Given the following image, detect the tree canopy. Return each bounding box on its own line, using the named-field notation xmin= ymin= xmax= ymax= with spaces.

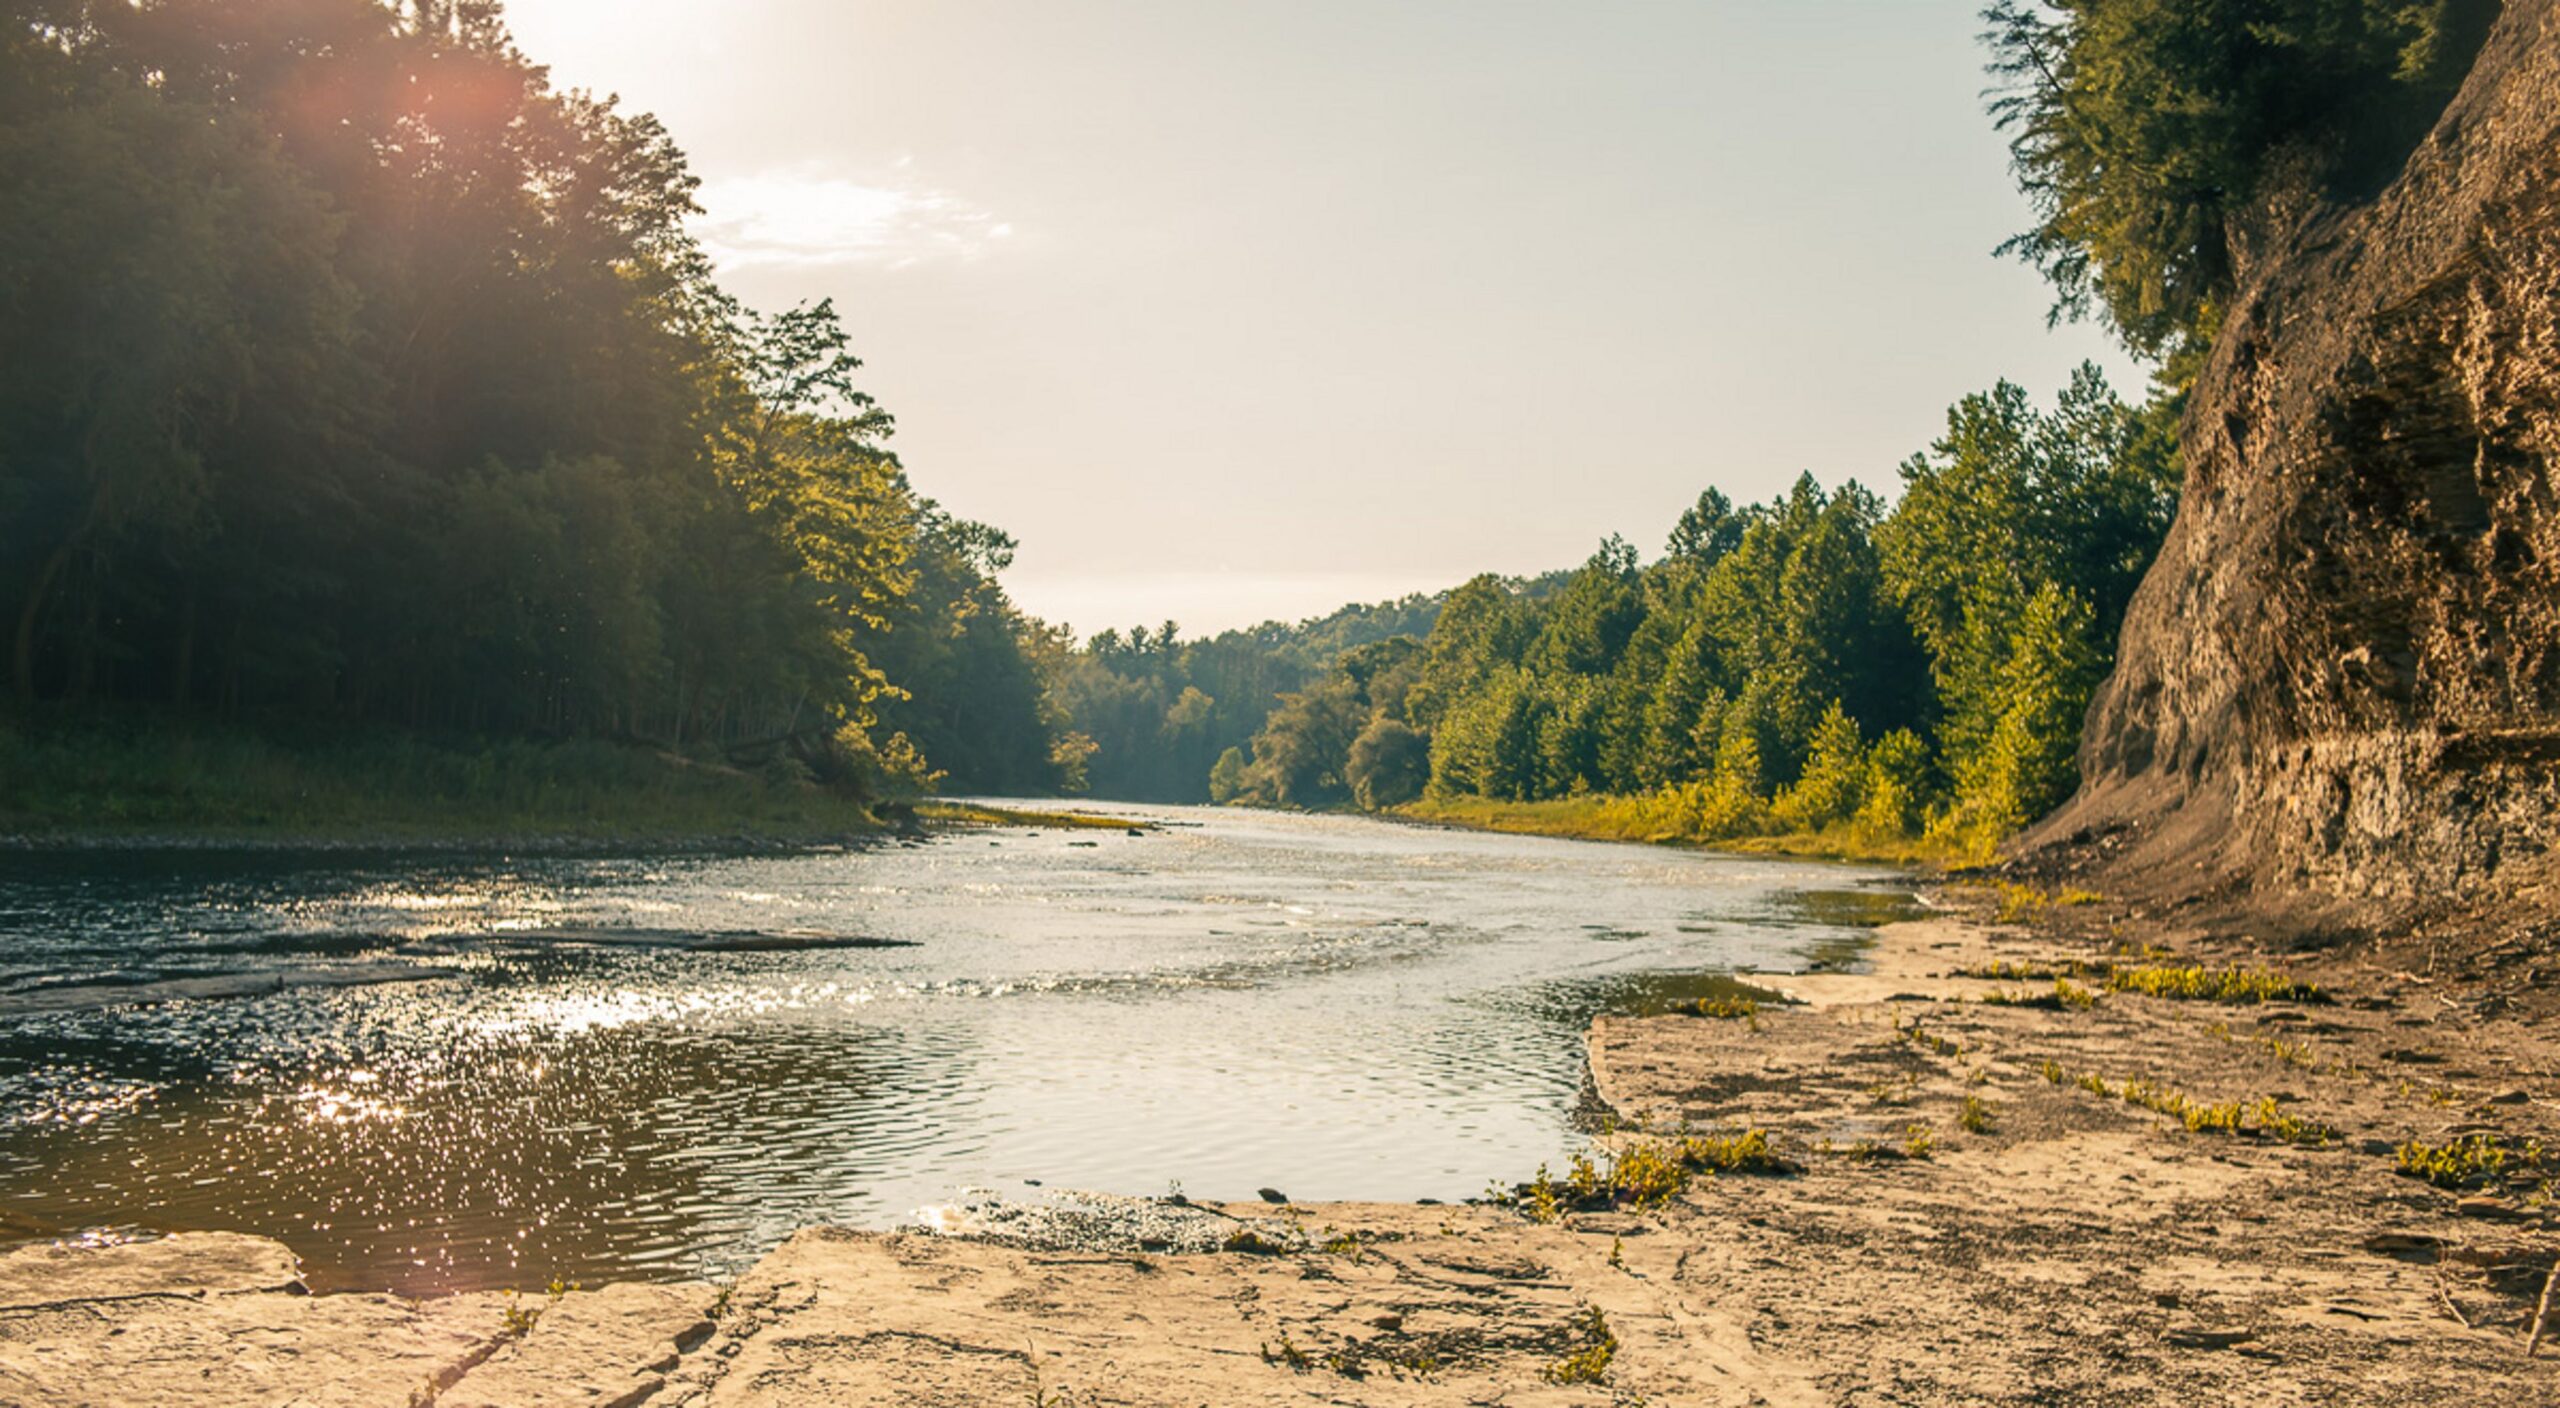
xmin=1984 ymin=0 xmax=2497 ymax=362
xmin=1214 ymin=365 xmax=2178 ymax=857
xmin=2 ymin=0 xmax=1065 ymax=795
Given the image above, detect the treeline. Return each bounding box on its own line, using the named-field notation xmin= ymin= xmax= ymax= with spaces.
xmin=1 ymin=1 xmax=1063 ymax=797
xmin=1043 ymin=594 xmax=1449 ymax=802
xmin=1224 ymin=366 xmax=2179 ymax=856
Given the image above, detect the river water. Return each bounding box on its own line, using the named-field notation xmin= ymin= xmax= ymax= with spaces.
xmin=0 ymin=804 xmax=1909 ymax=1294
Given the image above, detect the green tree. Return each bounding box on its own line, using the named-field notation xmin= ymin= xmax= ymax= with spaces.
xmin=1771 ymin=702 xmax=1869 ymax=833
xmin=1207 ymin=746 xmax=1250 ymax=804
xmin=1984 ymin=0 xmax=2497 ymax=361
xmin=1346 ymin=717 xmax=1430 ymax=810
xmin=1939 ymin=583 xmax=2103 ymax=845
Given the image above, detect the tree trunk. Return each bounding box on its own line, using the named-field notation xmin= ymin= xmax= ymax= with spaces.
xmin=11 ymin=542 xmax=74 ymax=706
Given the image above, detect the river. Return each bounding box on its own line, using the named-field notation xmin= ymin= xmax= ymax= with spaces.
xmin=0 ymin=804 xmax=1911 ymax=1294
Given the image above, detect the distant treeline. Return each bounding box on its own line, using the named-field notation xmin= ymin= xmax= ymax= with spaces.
xmin=1213 ymin=367 xmax=2180 ymax=856
xmin=1 ymin=1 xmax=1060 ymax=796
xmin=1041 ymin=594 xmax=1454 ymax=802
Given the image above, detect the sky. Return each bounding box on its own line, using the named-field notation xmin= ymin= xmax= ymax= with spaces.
xmin=500 ymin=0 xmax=2139 ymax=638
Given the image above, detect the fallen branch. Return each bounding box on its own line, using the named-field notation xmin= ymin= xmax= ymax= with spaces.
xmin=2530 ymin=1257 xmax=2560 ymax=1358
xmin=2431 ymin=1265 xmax=2472 ymax=1330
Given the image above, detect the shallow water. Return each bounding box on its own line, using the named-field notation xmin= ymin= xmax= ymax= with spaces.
xmin=0 ymin=804 xmax=1909 ymax=1294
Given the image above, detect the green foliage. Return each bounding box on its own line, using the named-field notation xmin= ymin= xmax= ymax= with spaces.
xmin=1053 ymin=596 xmax=1444 ymax=803
xmin=1241 ymin=674 xmax=1368 ymax=808
xmin=1207 ymin=746 xmax=1250 ymax=804
xmin=0 ymin=712 xmax=898 ymax=839
xmin=1771 ymin=702 xmax=1868 ymax=832
xmin=1541 ymin=1305 xmax=1618 ymax=1385
xmin=1985 ymin=0 xmax=2497 ymax=361
xmin=1345 ymin=716 xmax=1430 ymax=810
xmin=0 ymin=1 xmax=1065 ymax=801
xmin=2105 ymin=965 xmax=2322 ymax=1003
xmin=1355 ymin=421 xmax=2160 ymax=856
xmin=2396 ymin=1134 xmax=2537 ymax=1190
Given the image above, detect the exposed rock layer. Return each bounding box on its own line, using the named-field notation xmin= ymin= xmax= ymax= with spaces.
xmin=2030 ymin=0 xmax=2560 ymax=926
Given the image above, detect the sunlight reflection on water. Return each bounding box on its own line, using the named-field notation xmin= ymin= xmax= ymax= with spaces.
xmin=0 ymin=804 xmax=1907 ymax=1293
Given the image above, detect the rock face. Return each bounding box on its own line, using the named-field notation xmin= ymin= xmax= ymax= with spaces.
xmin=2030 ymin=0 xmax=2560 ymax=928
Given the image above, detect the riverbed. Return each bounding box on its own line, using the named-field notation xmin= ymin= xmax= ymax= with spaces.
xmin=0 ymin=804 xmax=1908 ymax=1294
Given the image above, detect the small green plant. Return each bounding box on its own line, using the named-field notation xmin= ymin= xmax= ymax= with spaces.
xmin=1983 ymin=978 xmax=2100 ymax=1011
xmin=1991 ymin=882 xmax=2050 ymax=922
xmin=1902 ymin=1123 xmax=1936 ymax=1159
xmin=1958 ymin=1095 xmax=1996 ymax=1134
xmin=1380 ymin=1348 xmax=1441 ymax=1377
xmin=2076 ymin=1071 xmax=2114 ymax=1098
xmin=2397 ymin=1134 xmax=2534 ymax=1190
xmin=1690 ymin=995 xmax=1760 ymax=1026
xmin=2106 ymin=965 xmax=2320 ymax=1003
xmin=2182 ymin=1099 xmax=2245 ymax=1134
xmin=1541 ymin=1304 xmax=1618 ymax=1385
xmin=1598 ymin=1144 xmax=1688 ymax=1208
xmin=1261 ymin=1329 xmax=1310 ymax=1371
xmin=1224 ymin=1227 xmax=1291 ymax=1255
xmin=1320 ymin=1231 xmax=1365 ymax=1262
xmin=2249 ymin=1096 xmax=2331 ymax=1147
xmin=2039 ymin=1059 xmax=2065 ymax=1084
xmin=1607 ymin=1234 xmax=1624 ymax=1269
xmin=2255 ymin=1035 xmax=2314 ymax=1068
xmin=499 ymin=1277 xmax=571 ymax=1337
xmin=1674 ymin=1127 xmax=1789 ymax=1175
xmin=1524 ymin=1164 xmax=1565 ymax=1223
xmin=1957 ymin=959 xmax=2077 ymax=981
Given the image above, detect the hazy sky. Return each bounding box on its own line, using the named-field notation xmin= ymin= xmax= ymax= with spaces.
xmin=501 ymin=0 xmax=2138 ymax=637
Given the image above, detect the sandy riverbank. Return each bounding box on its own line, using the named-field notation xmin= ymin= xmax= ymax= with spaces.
xmin=4 ymin=895 xmax=2552 ymax=1405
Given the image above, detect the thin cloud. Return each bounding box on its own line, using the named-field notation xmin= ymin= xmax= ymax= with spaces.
xmin=694 ymin=167 xmax=1013 ymax=270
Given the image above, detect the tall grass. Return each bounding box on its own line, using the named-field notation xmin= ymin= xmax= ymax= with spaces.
xmin=1394 ymin=794 xmax=1958 ymax=867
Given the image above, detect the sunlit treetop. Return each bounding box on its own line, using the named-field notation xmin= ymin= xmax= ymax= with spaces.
xmin=1984 ymin=0 xmax=2498 ymax=369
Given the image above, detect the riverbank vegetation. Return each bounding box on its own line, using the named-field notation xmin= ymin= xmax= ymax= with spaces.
xmin=1193 ymin=367 xmax=2178 ymax=863
xmin=2 ymin=1 xmax=1070 ymax=828
xmin=0 ymin=712 xmax=890 ymax=841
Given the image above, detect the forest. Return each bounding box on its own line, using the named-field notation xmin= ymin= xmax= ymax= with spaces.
xmin=0 ymin=0 xmax=1067 ymax=818
xmin=2 ymin=0 xmax=2497 ymax=850
xmin=1186 ymin=368 xmax=2180 ymax=858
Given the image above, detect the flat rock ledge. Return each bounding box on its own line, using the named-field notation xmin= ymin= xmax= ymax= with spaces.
xmin=6 ymin=910 xmax=2556 ymax=1405
xmin=0 ymin=1234 xmax=712 ymax=1408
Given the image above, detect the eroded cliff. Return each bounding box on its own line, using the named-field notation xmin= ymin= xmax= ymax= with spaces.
xmin=2030 ymin=0 xmax=2560 ymax=931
